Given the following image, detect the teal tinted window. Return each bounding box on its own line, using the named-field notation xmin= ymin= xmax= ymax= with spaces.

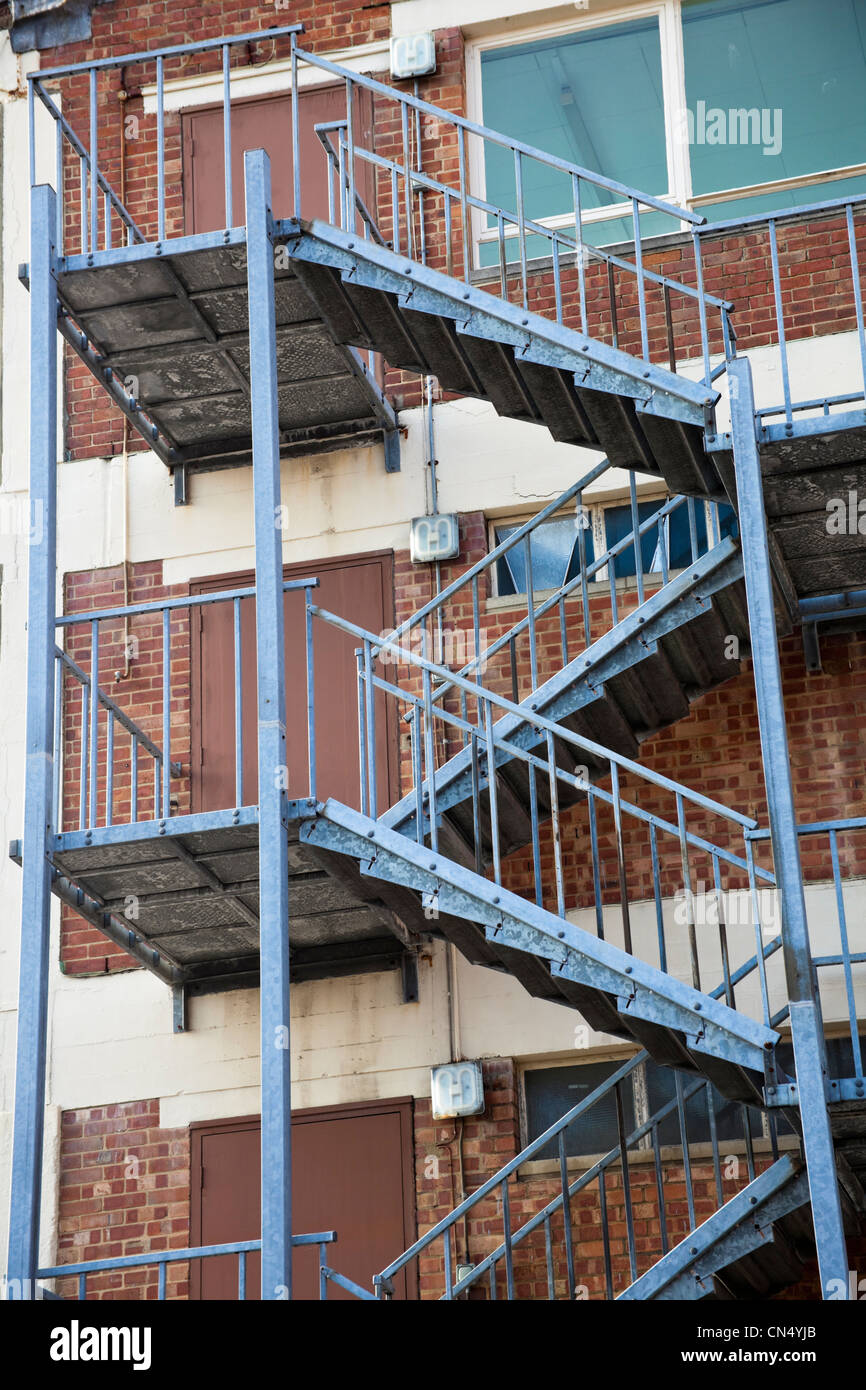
xmin=683 ymin=0 xmax=866 ymax=218
xmin=479 ymin=17 xmax=668 ymax=253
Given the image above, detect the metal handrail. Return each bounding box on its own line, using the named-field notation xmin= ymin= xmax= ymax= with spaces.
xmin=374 ymin=1050 xmax=781 ymax=1300
xmin=312 ymin=603 xmax=760 ymax=832
xmin=35 ymin=1230 xmax=373 ymax=1301
xmin=312 ymin=597 xmax=782 ymax=1023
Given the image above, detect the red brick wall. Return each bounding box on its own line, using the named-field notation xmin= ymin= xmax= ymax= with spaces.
xmin=57 ymin=1100 xmax=190 ymax=1299
xmin=59 ymin=1073 xmax=846 ymax=1301
xmin=60 ymin=560 xmax=191 ymax=973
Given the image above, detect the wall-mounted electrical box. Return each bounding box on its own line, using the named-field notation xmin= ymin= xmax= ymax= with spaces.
xmin=410 ymin=513 xmax=459 ymax=563
xmin=390 ymin=32 xmax=437 ymax=80
xmin=431 ymin=1061 xmax=485 ymax=1119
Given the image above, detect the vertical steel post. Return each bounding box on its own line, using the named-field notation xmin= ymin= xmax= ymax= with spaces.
xmin=245 ymin=149 xmax=292 ymax=1301
xmin=728 ymin=354 xmax=848 ymax=1299
xmin=7 ymin=183 xmax=59 ymax=1297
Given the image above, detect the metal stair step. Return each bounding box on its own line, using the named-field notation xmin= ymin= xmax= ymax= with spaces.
xmin=288 ymin=221 xmax=719 ymax=489
xmin=338 ymin=280 xmax=429 ymax=374
xmin=512 ymin=357 xmax=598 ymax=447
xmin=453 ymin=330 xmax=541 ymax=421
xmin=303 ymin=801 xmax=779 ymax=1096
xmin=617 ymin=1154 xmax=810 ymax=1300
xmin=606 ymin=647 xmax=691 ymax=735
xmin=574 ymin=385 xmax=661 ymax=476
xmin=636 ymin=410 xmax=722 ymax=499
xmin=398 ymin=308 xmax=482 ymax=397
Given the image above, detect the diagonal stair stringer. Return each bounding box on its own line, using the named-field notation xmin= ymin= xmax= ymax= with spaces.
xmin=382 ymin=537 xmax=746 ymax=840
xmin=302 ymin=799 xmax=778 ymax=1078
xmin=283 ymin=218 xmax=718 ymax=428
xmin=617 ymin=1154 xmax=811 ymax=1301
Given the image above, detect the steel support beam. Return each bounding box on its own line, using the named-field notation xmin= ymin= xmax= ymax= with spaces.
xmin=245 ymin=149 xmax=293 ymax=1301
xmin=7 ymin=184 xmax=59 ymax=1297
xmin=728 ymin=355 xmax=849 ymax=1299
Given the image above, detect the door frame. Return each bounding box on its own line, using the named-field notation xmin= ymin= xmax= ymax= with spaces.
xmin=189 ymin=1096 xmax=418 ymax=1299
xmin=188 ymin=548 xmax=397 ymax=814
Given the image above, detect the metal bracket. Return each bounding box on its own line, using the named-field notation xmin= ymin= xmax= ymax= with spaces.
xmin=173 ymin=463 xmax=189 ymax=506
xmin=172 ymin=984 xmax=187 ymax=1033
xmin=383 ymin=428 xmax=401 ymax=473
xmin=400 ymin=951 xmax=419 ymax=1004
xmin=766 ymin=1075 xmax=866 ymax=1106
xmin=802 ymin=620 xmax=821 ymax=673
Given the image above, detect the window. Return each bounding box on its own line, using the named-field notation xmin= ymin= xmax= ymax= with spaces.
xmin=478 ymin=14 xmax=670 ymax=256
xmin=472 ymin=0 xmax=866 ymax=254
xmin=494 ymin=514 xmax=594 ymax=597
xmin=492 ymin=497 xmax=737 ymax=598
xmin=682 ymin=0 xmax=866 ymax=220
xmin=776 ymin=1032 xmax=866 ymax=1082
xmin=523 ymin=1056 xmax=764 ymax=1161
xmin=525 ymin=1061 xmax=636 ymax=1161
xmin=644 ymin=1064 xmax=763 ymax=1146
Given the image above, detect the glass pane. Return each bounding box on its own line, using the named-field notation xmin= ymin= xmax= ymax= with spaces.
xmin=494 ymin=515 xmax=593 ymax=594
xmin=524 ymin=1062 xmax=636 ymax=1161
xmin=480 ymin=18 xmax=667 ymax=230
xmin=477 ymin=205 xmax=674 ymax=266
xmin=645 ymin=1063 xmax=763 ymax=1146
xmin=667 ymin=501 xmax=709 ymax=569
xmin=683 ymin=0 xmax=866 ymax=210
xmin=603 ymin=500 xmax=662 ymax=578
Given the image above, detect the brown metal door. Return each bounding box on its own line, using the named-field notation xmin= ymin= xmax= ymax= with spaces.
xmin=191 ymin=551 xmax=395 ymax=813
xmin=190 ymin=1100 xmax=417 ymax=1300
xmin=182 ymin=85 xmax=375 ymax=232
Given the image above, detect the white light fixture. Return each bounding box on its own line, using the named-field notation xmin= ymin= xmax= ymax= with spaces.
xmin=431 ymin=1061 xmax=485 ymax=1119
xmin=390 ymin=32 xmax=437 ymax=80
xmin=410 ymin=513 xmax=459 ymax=563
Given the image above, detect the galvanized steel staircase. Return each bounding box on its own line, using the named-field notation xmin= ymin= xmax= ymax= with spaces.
xmin=303 ymin=799 xmax=777 ymax=1106
xmin=20 ymin=27 xmax=865 ymax=1302
xmin=285 ymin=219 xmax=725 ymax=500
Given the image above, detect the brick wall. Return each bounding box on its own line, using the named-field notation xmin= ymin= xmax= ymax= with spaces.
xmin=57 ymin=1100 xmax=190 ymax=1299
xmin=59 ymin=1072 xmax=849 ymax=1301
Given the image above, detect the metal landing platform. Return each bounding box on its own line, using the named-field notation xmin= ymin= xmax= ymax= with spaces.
xmin=713 ymin=428 xmax=866 ymax=596
xmin=54 ymin=230 xmax=400 ymax=474
xmin=19 ymin=802 xmax=426 ymax=995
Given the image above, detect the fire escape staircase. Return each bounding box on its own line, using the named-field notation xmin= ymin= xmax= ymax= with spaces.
xmin=11 ymin=27 xmax=866 ymax=1301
